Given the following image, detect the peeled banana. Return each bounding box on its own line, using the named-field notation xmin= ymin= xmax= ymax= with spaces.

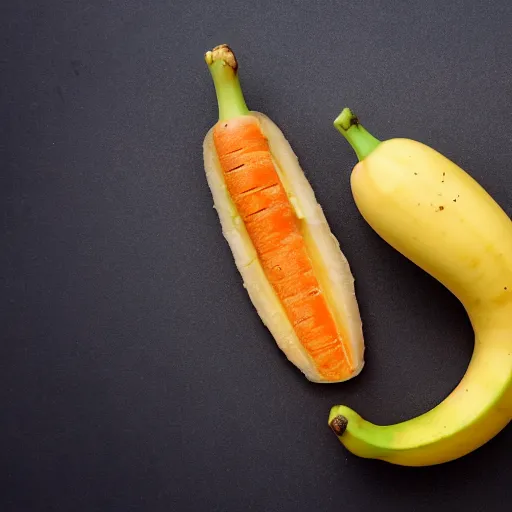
xmin=203 ymin=47 xmax=364 ymax=383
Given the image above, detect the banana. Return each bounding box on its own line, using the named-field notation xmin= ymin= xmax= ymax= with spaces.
xmin=203 ymin=47 xmax=364 ymax=383
xmin=328 ymin=108 xmax=512 ymax=466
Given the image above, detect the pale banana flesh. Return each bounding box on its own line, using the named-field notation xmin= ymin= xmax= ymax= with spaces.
xmin=330 ymin=114 xmax=512 ymax=465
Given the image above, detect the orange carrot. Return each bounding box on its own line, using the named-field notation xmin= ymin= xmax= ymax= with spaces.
xmin=214 ymin=116 xmax=352 ymax=380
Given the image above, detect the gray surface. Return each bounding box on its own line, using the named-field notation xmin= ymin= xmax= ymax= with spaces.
xmin=2 ymin=0 xmax=511 ymax=511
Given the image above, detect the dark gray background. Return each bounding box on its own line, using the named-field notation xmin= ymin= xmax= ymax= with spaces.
xmin=2 ymin=0 xmax=511 ymax=511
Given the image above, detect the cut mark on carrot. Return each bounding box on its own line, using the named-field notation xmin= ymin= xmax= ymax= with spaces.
xmin=213 ymin=115 xmax=353 ymax=381
xmin=226 ymin=163 xmax=245 ymax=173
xmin=226 ymin=147 xmax=244 ymax=155
xmin=295 ymin=315 xmax=315 ymax=326
xmin=245 ymin=206 xmax=269 ymax=219
xmin=238 ymin=183 xmax=279 ymax=197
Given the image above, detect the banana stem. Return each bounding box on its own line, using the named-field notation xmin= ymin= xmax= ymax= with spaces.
xmin=334 ymin=108 xmax=381 ymax=161
xmin=205 ymin=44 xmax=249 ymax=121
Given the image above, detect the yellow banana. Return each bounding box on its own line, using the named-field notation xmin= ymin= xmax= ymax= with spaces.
xmin=328 ymin=108 xmax=512 ymax=466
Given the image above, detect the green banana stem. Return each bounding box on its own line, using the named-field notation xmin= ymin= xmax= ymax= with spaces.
xmin=205 ymin=44 xmax=249 ymax=121
xmin=334 ymin=108 xmax=381 ymax=161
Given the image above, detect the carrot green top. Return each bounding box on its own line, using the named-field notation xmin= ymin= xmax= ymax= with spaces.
xmin=205 ymin=45 xmax=249 ymax=121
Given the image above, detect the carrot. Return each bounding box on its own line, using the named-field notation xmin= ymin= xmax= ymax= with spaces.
xmin=214 ymin=117 xmax=351 ymax=380
xmin=203 ymin=45 xmax=364 ymax=382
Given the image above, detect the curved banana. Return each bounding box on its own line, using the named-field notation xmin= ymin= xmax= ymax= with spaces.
xmin=328 ymin=108 xmax=512 ymax=466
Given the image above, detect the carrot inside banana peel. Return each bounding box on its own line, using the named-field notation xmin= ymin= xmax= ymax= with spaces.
xmin=203 ymin=45 xmax=364 ymax=382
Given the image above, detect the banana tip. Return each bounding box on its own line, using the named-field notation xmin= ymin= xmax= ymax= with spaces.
xmin=204 ymin=44 xmax=238 ymax=70
xmin=329 ymin=415 xmax=348 ymax=436
xmin=334 ymin=108 xmax=358 ymax=132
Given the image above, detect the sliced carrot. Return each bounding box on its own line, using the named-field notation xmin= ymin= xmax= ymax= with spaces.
xmin=214 ymin=116 xmax=353 ymax=381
